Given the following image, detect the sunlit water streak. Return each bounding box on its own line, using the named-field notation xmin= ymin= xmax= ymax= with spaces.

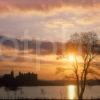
xmin=67 ymin=85 xmax=77 ymax=99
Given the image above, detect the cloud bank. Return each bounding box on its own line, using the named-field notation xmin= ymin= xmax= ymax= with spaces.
xmin=0 ymin=0 xmax=100 ymax=15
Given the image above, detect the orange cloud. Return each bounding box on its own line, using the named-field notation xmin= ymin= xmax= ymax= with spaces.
xmin=0 ymin=0 xmax=100 ymax=15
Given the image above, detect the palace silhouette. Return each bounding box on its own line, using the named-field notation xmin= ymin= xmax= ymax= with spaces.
xmin=0 ymin=71 xmax=37 ymax=87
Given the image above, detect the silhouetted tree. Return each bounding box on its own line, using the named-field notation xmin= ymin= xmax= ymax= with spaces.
xmin=69 ymin=32 xmax=98 ymax=99
xmin=56 ymin=32 xmax=98 ymax=99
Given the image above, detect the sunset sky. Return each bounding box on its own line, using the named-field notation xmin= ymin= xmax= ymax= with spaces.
xmin=0 ymin=0 xmax=100 ymax=80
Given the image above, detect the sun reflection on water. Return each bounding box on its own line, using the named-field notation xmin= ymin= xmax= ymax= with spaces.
xmin=67 ymin=85 xmax=77 ymax=100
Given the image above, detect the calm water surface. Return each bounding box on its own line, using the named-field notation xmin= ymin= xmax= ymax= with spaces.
xmin=0 ymin=85 xmax=100 ymax=99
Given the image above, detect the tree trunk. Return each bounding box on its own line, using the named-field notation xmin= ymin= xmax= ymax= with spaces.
xmin=79 ymin=95 xmax=83 ymax=100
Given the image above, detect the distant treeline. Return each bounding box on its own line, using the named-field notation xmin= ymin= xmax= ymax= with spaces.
xmin=0 ymin=71 xmax=100 ymax=88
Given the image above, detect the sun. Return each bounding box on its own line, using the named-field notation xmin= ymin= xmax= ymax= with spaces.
xmin=68 ymin=53 xmax=83 ymax=63
xmin=61 ymin=53 xmax=83 ymax=63
xmin=68 ymin=54 xmax=75 ymax=63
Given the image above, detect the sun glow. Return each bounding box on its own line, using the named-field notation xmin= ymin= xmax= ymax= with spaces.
xmin=68 ymin=54 xmax=75 ymax=63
